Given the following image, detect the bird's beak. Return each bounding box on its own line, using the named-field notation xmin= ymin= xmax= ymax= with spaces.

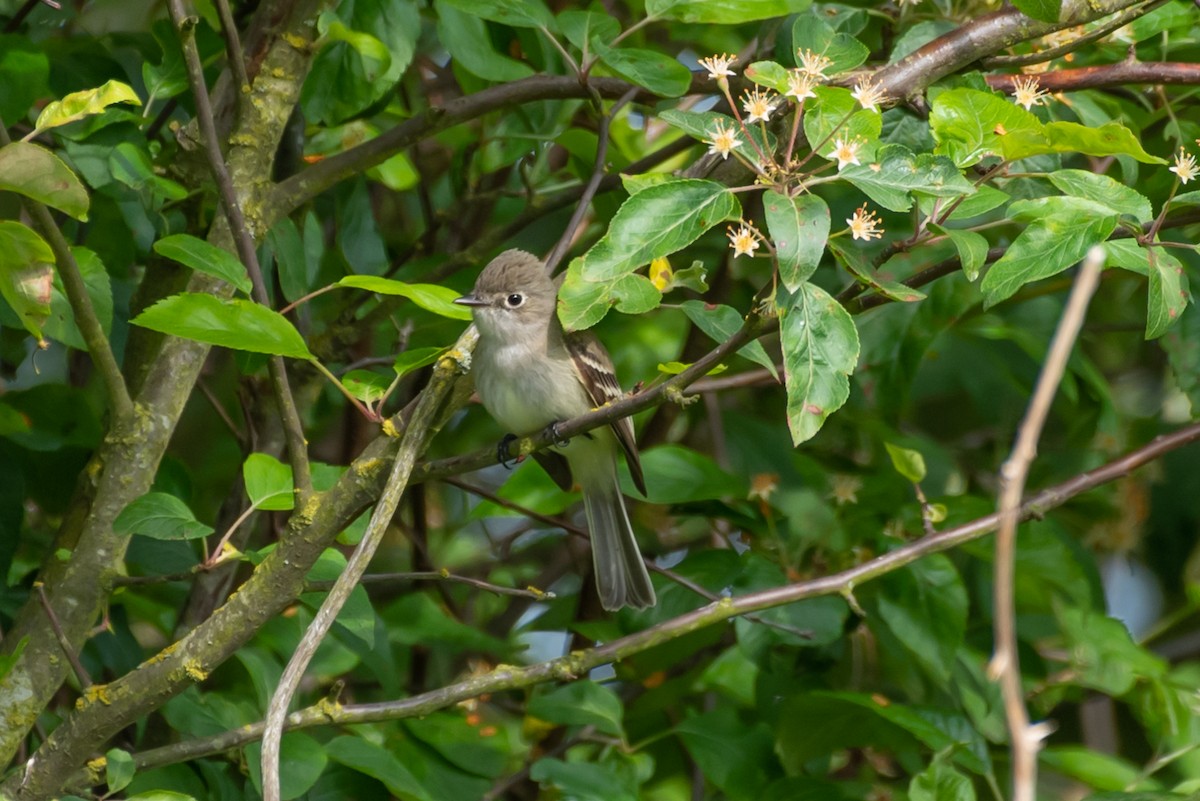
xmin=454 ymin=294 xmax=486 ymax=308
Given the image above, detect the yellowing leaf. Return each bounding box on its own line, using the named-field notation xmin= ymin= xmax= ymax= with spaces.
xmin=33 ymin=80 xmax=141 ymax=134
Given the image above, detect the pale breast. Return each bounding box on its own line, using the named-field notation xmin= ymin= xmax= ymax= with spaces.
xmin=475 ymin=338 xmax=592 ymax=435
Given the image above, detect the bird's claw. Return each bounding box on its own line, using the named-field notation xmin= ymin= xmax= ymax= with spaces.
xmin=497 ymin=433 xmax=521 ymax=469
xmin=546 ymin=421 xmax=570 ymax=448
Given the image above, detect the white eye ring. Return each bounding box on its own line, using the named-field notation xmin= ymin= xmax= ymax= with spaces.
xmin=505 ymin=293 xmax=524 ymax=308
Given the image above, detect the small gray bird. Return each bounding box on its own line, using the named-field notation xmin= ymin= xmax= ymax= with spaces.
xmin=454 ymin=249 xmax=656 ymax=610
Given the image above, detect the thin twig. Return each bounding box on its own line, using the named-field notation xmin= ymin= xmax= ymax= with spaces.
xmin=260 ymin=332 xmax=474 ymax=801
xmin=306 ymin=571 xmax=549 ymax=600
xmin=213 ymin=0 xmax=250 ymax=94
xmin=983 ymin=0 xmax=1166 ymax=68
xmin=545 ymin=86 xmax=641 ymax=275
xmin=989 ymin=245 xmax=1105 ymax=801
xmin=110 ymin=417 xmax=1200 ymax=776
xmin=34 ymin=584 xmax=92 ymax=689
xmin=167 ymin=0 xmax=312 ymax=497
xmin=985 ymin=61 xmax=1200 ymax=91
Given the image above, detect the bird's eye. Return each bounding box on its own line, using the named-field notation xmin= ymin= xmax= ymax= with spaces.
xmin=505 ymin=293 xmax=524 ymax=308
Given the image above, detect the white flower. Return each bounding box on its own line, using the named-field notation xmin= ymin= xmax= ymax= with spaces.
xmin=847 ymin=204 xmax=883 ymax=241
xmin=1011 ymin=75 xmax=1049 ymax=111
xmin=831 ymin=137 xmax=862 ymax=170
xmin=741 ymin=87 xmax=779 ymax=124
xmin=850 ymin=77 xmax=887 ymax=112
xmin=797 ymin=49 xmax=832 ymax=80
xmin=1170 ymin=148 xmax=1198 ymax=184
xmin=698 ymin=53 xmax=737 ymax=81
xmin=707 ymin=123 xmax=741 ymax=160
xmin=785 ymin=70 xmax=817 ymax=103
xmin=727 ymin=223 xmax=761 ymax=257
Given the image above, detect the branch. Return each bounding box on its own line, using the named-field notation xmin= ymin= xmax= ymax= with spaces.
xmin=990 ymin=246 xmax=1104 ymax=801
xmin=168 ymin=0 xmax=312 ymax=497
xmin=982 ymin=0 xmax=1167 ymax=68
xmin=260 ymin=330 xmax=474 ymax=801
xmin=267 ymin=75 xmax=685 ymax=221
xmin=114 ymin=418 xmax=1200 ymax=776
xmin=987 ymin=61 xmax=1200 ymax=92
xmin=0 ymin=122 xmax=133 ymax=421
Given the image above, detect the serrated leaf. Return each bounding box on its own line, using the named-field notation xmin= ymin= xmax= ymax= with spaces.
xmin=1014 ymin=121 xmax=1166 ymax=165
xmin=780 ymin=283 xmax=859 ymax=444
xmin=1146 ymin=247 xmax=1188 ymax=340
xmin=113 ymin=492 xmax=214 ymax=541
xmin=337 ymin=275 xmax=473 ymax=320
xmin=154 ymin=234 xmax=253 ymax=294
xmin=804 ymin=86 xmax=881 ymax=162
xmin=829 ymin=239 xmax=927 ymax=303
xmin=980 ymin=197 xmax=1118 ymax=307
xmin=130 ymin=293 xmax=314 ymax=359
xmin=658 ymin=109 xmax=776 ymax=164
xmin=0 ymin=142 xmax=89 ymax=221
xmin=0 ymin=220 xmax=54 ymax=342
xmin=680 ymin=300 xmax=778 ymax=378
xmin=1049 ymin=169 xmax=1153 ymax=222
xmin=646 ymin=0 xmax=811 ymax=23
xmin=764 ymin=190 xmax=829 ymax=290
xmin=841 ymin=144 xmax=975 ymax=212
xmin=929 ymin=88 xmax=1043 ymax=167
xmin=930 ymin=224 xmax=989 ymax=281
xmin=438 ymin=0 xmax=553 ymax=29
xmin=244 ymin=452 xmax=295 ymax=511
xmin=33 ymin=79 xmax=141 ymax=133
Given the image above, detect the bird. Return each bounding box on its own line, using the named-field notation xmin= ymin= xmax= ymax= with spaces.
xmin=454 ymin=249 xmax=656 ymax=610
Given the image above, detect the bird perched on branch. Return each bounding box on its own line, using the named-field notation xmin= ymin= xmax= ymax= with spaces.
xmin=454 ymin=249 xmax=656 ymax=611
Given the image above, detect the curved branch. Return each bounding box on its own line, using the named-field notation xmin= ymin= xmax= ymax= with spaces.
xmin=116 ymin=419 xmax=1200 ymax=775
xmin=987 ymin=61 xmax=1200 ymax=92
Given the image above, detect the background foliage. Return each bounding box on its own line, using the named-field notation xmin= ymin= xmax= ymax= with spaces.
xmin=1 ymin=0 xmax=1200 ymax=799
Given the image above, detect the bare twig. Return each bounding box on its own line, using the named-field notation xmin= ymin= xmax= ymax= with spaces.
xmin=306 ymin=570 xmax=550 ymax=599
xmin=34 ymin=584 xmax=92 ymax=689
xmin=167 ymin=0 xmax=312 ymax=497
xmin=545 ymin=86 xmax=641 ymax=275
xmin=213 ymin=0 xmax=250 ymax=94
xmin=983 ymin=0 xmax=1166 ymax=68
xmin=110 ymin=417 xmax=1200 ymax=776
xmin=986 ymin=61 xmax=1200 ymax=92
xmin=989 ymin=246 xmax=1105 ymax=801
xmin=260 ymin=332 xmax=474 ymax=801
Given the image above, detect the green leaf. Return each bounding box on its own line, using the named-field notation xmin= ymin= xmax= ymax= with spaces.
xmin=342 ymin=369 xmax=390 ymax=402
xmin=530 ymin=758 xmax=639 ymax=801
xmin=0 ymin=34 xmax=49 ymax=122
xmin=558 ymin=9 xmax=620 ymax=50
xmin=763 ymin=190 xmax=829 ymax=290
xmin=829 ymin=239 xmax=927 ymax=303
xmin=658 ymin=109 xmax=776 ymax=164
xmin=884 ymin=442 xmax=927 ymax=483
xmin=677 ymin=706 xmax=775 ymax=795
xmin=919 ymin=184 xmax=1010 ymax=221
xmin=1012 ymin=121 xmax=1166 ymax=165
xmin=780 ymin=282 xmax=859 ymax=445
xmin=33 ymin=79 xmax=141 ymax=134
xmin=577 ymin=179 xmax=741 ymax=282
xmin=929 ymin=88 xmax=1043 ymax=167
xmin=980 ymin=197 xmax=1119 ymax=308
xmin=1146 ymin=247 xmax=1188 ymax=340
xmin=301 ymin=549 xmax=377 ymax=649
xmin=45 ymin=247 xmax=113 ymax=350
xmin=592 ymin=41 xmax=692 ymax=97
xmin=1049 ymin=169 xmax=1153 ymax=222
xmin=909 ymin=757 xmax=976 ymax=801
xmin=113 ymin=492 xmax=214 ymax=541
xmin=109 ymin=142 xmax=188 ymax=200
xmin=336 ymin=275 xmax=473 ymax=320
xmin=105 ymin=749 xmax=135 ymax=794
xmin=1056 ymin=603 xmax=1165 ymax=695
xmin=1041 ymin=747 xmax=1144 ymax=792
xmin=791 ymin=13 xmax=869 ymax=75
xmin=393 ymin=346 xmax=445 ymax=379
xmin=840 ymin=144 xmax=975 ymax=212
xmin=438 ymin=0 xmax=554 ymax=29
xmin=743 ymin=60 xmax=791 ymax=94
xmin=244 ymin=453 xmax=295 ymax=512
xmin=929 ymin=225 xmax=989 ymax=281
xmin=1011 ymin=0 xmax=1061 ymax=22
xmin=647 ymin=0 xmax=812 ymax=24
xmin=153 ymin=234 xmax=253 ymax=294
xmin=0 ymin=142 xmax=89 ymax=221
xmin=679 ymin=300 xmax=778 ymax=377
xmin=1162 ymin=303 xmax=1200 ymax=414
xmin=436 ymin=0 xmax=534 ymax=81
xmin=804 ymin=86 xmax=882 ymax=162
xmin=0 ymin=220 xmax=54 ymax=342
xmin=635 ymin=444 xmax=747 ymax=503
xmin=126 ymin=793 xmax=199 ymax=801
xmin=862 ymin=554 xmax=968 ymax=682
xmin=528 ymin=681 xmax=625 ymax=737
xmin=245 ymin=732 xmax=328 ymax=801
xmin=130 ymin=293 xmax=314 ymax=359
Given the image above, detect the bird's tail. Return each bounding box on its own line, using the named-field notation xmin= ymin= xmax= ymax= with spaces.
xmin=582 ymin=476 xmax=656 ymax=611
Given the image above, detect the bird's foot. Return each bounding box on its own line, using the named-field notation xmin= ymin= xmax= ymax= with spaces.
xmin=545 ymin=421 xmax=571 ymax=448
xmin=497 ymin=434 xmax=522 ymax=469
